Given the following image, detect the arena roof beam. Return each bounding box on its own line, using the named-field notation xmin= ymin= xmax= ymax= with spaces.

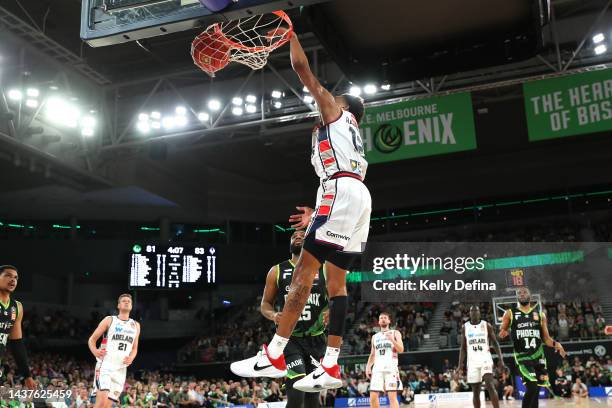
xmin=267 ymin=62 xmax=318 ymax=112
xmin=0 ymin=5 xmax=111 ymax=87
xmin=562 ymin=0 xmax=612 ymax=70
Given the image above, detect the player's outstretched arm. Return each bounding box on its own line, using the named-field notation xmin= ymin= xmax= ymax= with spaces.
xmin=88 ymin=316 xmax=112 ymax=359
xmin=540 ymin=312 xmax=566 ymax=357
xmin=123 ymin=321 xmax=140 ymax=366
xmin=261 ymin=265 xmax=280 ymax=324
xmin=457 ymin=326 xmax=466 ymax=372
xmin=283 ymin=32 xmax=341 ymax=124
xmin=487 ymin=323 xmax=506 ymax=370
xmin=499 ymin=309 xmax=511 ymax=338
xmin=8 ymin=301 xmax=34 ymax=388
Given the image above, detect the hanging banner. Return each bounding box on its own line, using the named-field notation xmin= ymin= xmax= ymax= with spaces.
xmin=523 ymin=68 xmax=612 ymax=141
xmin=360 ymin=92 xmax=477 ymax=164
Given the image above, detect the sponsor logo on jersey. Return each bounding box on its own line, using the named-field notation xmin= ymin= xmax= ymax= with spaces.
xmin=0 ymin=321 xmax=13 ymax=331
xmin=10 ymin=307 xmax=16 ymax=321
xmin=326 ymin=230 xmax=350 ymax=241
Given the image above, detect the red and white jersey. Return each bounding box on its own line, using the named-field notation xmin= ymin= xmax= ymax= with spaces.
xmin=465 ymin=320 xmax=493 ymax=366
xmin=100 ymin=316 xmax=138 ymax=370
xmin=311 ymin=110 xmax=368 ymax=181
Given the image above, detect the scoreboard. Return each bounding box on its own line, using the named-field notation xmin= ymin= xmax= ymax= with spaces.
xmin=129 ymin=244 xmax=217 ymax=289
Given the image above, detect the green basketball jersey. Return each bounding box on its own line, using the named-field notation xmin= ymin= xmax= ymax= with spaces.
xmin=275 ymin=260 xmax=328 ymax=337
xmin=509 ymin=303 xmax=544 ymax=361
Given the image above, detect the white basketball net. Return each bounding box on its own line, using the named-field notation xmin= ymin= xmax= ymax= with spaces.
xmin=193 ymin=11 xmax=292 ymax=74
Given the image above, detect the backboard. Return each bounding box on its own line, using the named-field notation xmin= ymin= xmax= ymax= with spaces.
xmin=81 ymin=0 xmax=327 ymax=47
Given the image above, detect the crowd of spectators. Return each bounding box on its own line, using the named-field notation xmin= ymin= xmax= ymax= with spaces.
xmin=180 ymin=287 xmax=362 ymax=364
xmin=439 ymin=300 xmax=606 ymax=349
xmin=1 ymin=352 xmax=285 ymax=408
xmin=346 ymin=302 xmax=434 ymax=355
xmin=1 ymin=350 xmax=611 ymax=406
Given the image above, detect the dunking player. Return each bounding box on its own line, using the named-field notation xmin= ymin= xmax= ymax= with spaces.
xmin=260 ymin=230 xmax=329 ymax=408
xmin=231 ymin=28 xmax=370 ymax=392
xmin=457 ymin=305 xmax=505 ymax=408
xmin=0 ymin=265 xmax=35 ymax=388
xmin=88 ymin=294 xmax=141 ymax=407
xmin=366 ymin=312 xmax=403 ymax=408
xmin=499 ymin=287 xmax=566 ymax=408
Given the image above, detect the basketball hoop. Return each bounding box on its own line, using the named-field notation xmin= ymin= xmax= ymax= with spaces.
xmin=191 ymin=10 xmax=293 ymax=77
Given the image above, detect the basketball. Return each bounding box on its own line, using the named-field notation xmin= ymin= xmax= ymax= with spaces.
xmin=191 ymin=30 xmax=231 ymax=76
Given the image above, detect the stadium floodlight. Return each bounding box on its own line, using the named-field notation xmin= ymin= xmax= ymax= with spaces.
xmin=593 ymin=33 xmax=605 ymax=44
xmin=245 ymin=94 xmax=257 ymax=103
xmin=8 ymin=89 xmax=22 ymax=101
xmin=162 ymin=116 xmax=176 ymax=129
xmin=81 ymin=116 xmax=96 ymax=128
xmin=25 ymin=99 xmax=38 ymax=108
xmin=245 ymin=104 xmax=257 ymax=113
xmin=381 ymin=83 xmax=391 ymax=91
xmin=273 ymin=101 xmax=282 ymax=109
xmin=151 ymin=121 xmax=161 ymax=129
xmin=81 ymin=128 xmax=95 ymax=137
xmin=175 ymin=115 xmax=188 ymax=127
xmin=595 ymin=44 xmax=607 ymax=55
xmin=364 ymin=84 xmax=377 ymax=95
xmin=208 ymin=99 xmax=221 ymax=111
xmin=138 ymin=113 xmax=149 ymax=122
xmin=26 ymin=88 xmax=40 ymax=98
xmin=349 ymin=86 xmax=362 ymax=96
xmin=271 ymin=90 xmax=282 ymax=99
xmin=175 ymin=106 xmax=187 ymax=115
xmin=150 ymin=111 xmax=161 ymax=120
xmin=136 ymin=121 xmax=150 ymax=133
xmin=232 ymin=97 xmax=243 ymax=106
xmin=232 ymin=106 xmax=243 ymax=116
xmin=197 ymin=112 xmax=210 ymax=122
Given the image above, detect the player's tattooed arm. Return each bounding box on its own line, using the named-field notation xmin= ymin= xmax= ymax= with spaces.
xmin=540 ymin=312 xmax=567 ymax=357
xmin=261 ymin=265 xmax=281 ymax=324
xmin=286 ymin=34 xmax=341 ymax=124
xmin=499 ymin=309 xmax=511 ymax=338
xmin=487 ymin=323 xmax=506 ymax=370
xmin=365 ymin=340 xmax=375 ymax=379
xmin=457 ymin=326 xmax=467 ymax=373
xmin=88 ymin=316 xmax=112 ymax=359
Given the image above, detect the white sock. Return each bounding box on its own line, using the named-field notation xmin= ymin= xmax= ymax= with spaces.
xmin=267 ymin=334 xmax=289 ymax=359
xmin=322 ymin=346 xmax=340 ymax=367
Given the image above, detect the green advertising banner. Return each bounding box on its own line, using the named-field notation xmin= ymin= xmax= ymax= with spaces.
xmin=524 ymin=69 xmax=612 ymax=141
xmin=360 ymin=92 xmax=477 ymax=164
